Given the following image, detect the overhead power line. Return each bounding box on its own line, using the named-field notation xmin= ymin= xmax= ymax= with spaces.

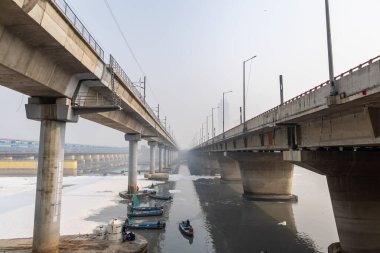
xmin=103 ymin=0 xmax=145 ymax=76
xmin=103 ymin=0 xmax=160 ymax=105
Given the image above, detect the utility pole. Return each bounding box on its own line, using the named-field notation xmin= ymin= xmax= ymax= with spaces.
xmin=325 ymin=0 xmax=337 ymax=96
xmin=211 ymin=107 xmax=219 ymax=139
xmin=240 ymin=107 xmax=242 ymax=124
xmin=223 ymin=91 xmax=232 ymax=138
xmin=279 ymin=75 xmax=284 ymax=104
xmin=143 ymin=76 xmax=146 ymax=103
xmin=243 ymin=55 xmax=257 ymax=132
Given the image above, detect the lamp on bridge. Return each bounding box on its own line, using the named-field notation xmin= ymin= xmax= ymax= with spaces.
xmin=243 ymin=55 xmax=257 ymax=132
xmin=211 ymin=106 xmax=219 ymax=139
xmin=223 ymin=90 xmax=233 ymax=139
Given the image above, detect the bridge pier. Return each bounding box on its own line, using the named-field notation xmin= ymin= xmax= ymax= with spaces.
xmin=26 ymin=98 xmax=78 ymax=253
xmin=148 ymin=141 xmax=157 ymax=174
xmin=228 ymin=152 xmax=297 ymax=201
xmin=125 ymin=134 xmax=141 ymax=194
xmin=285 ymin=150 xmax=380 ymax=253
xmin=215 ymin=152 xmax=241 ymax=181
xmin=158 ymin=144 xmax=163 ymax=172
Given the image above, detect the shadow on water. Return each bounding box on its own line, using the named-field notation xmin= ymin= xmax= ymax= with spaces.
xmin=193 ymin=176 xmax=321 ymax=253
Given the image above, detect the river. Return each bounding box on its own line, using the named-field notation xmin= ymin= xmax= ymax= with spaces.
xmin=0 ymin=162 xmax=338 ymax=252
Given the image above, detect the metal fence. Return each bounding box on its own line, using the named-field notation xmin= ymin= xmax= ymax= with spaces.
xmin=51 ymin=0 xmax=174 ymax=143
xmin=109 ymin=55 xmax=168 ymax=134
xmin=51 ymin=0 xmax=104 ymax=60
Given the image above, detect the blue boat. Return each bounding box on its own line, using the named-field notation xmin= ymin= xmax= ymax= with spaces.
xmin=128 ymin=209 xmax=163 ymax=217
xmin=126 ymin=221 xmax=166 ymax=229
xmin=149 ymin=194 xmax=173 ymax=200
xmin=129 ymin=205 xmax=164 ymax=211
xmin=179 ymin=221 xmax=193 ymax=237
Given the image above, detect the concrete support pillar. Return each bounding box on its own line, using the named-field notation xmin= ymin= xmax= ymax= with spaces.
xmin=228 ymin=152 xmax=296 ymax=201
xmin=285 ymin=150 xmax=380 ymax=253
xmin=26 ymin=97 xmax=78 ymax=253
xmin=216 ymin=152 xmax=241 ymax=181
xmin=125 ymin=134 xmax=141 ymax=194
xmin=148 ymin=141 xmax=157 ymax=174
xmin=158 ymin=144 xmax=163 ymax=172
xmin=163 ymin=148 xmax=167 ymax=168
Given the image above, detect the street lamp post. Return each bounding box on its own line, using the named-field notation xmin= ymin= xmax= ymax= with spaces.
xmin=211 ymin=106 xmax=219 ymax=139
xmin=325 ymin=0 xmax=337 ymax=96
xmin=243 ymin=55 xmax=257 ymax=131
xmin=206 ymin=115 xmax=211 ymax=141
xmin=223 ymin=90 xmax=232 ymax=138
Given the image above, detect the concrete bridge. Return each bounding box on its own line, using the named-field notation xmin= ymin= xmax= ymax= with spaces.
xmin=0 ymin=0 xmax=178 ymax=252
xmin=0 ymin=138 xmax=131 ymax=175
xmin=192 ymin=55 xmax=380 ymax=253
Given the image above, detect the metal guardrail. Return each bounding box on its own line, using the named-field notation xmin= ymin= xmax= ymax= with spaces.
xmin=51 ymin=0 xmax=104 ymax=60
xmin=109 ymin=55 xmax=170 ymax=137
xmin=250 ymin=54 xmax=380 ymax=121
xmin=195 ymin=54 xmax=380 ymax=148
xmin=73 ymin=92 xmax=120 ymax=107
xmin=50 ymin=0 xmax=175 ymax=145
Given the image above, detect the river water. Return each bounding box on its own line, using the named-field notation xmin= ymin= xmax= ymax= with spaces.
xmin=0 ymin=161 xmax=338 ymax=252
xmin=87 ymin=162 xmax=338 ymax=253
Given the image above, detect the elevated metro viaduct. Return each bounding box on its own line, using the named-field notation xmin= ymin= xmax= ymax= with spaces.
xmin=192 ymin=55 xmax=380 ymax=253
xmin=0 ymin=0 xmax=178 ymax=252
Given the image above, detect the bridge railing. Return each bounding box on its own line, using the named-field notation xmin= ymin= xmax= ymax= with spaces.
xmin=109 ymin=55 xmax=172 ymax=139
xmin=198 ymin=54 xmax=380 ymax=148
xmin=51 ymin=0 xmax=105 ymax=60
xmin=50 ymin=0 xmax=175 ymax=145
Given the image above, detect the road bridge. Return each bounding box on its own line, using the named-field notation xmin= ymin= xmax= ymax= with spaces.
xmin=0 ymin=0 xmax=178 ymax=252
xmin=192 ymin=55 xmax=380 ymax=253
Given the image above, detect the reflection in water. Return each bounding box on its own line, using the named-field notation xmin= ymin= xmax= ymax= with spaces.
xmin=193 ymin=177 xmax=319 ymax=253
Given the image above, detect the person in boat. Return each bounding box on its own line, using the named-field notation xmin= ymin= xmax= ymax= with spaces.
xmin=186 ymin=219 xmax=190 ymax=228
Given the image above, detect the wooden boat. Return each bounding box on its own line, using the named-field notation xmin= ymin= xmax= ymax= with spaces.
xmin=128 ymin=209 xmax=163 ymax=217
xmin=179 ymin=221 xmax=193 ymax=237
xmin=129 ymin=205 xmax=164 ymax=211
xmin=149 ymin=194 xmax=173 ymax=200
xmin=126 ymin=221 xmax=166 ymax=230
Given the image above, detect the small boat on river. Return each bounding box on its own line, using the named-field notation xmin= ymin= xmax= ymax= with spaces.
xmin=149 ymin=194 xmax=172 ymax=200
xmin=129 ymin=205 xmax=164 ymax=211
xmin=125 ymin=221 xmax=166 ymax=230
xmin=179 ymin=220 xmax=193 ymax=237
xmin=128 ymin=209 xmax=163 ymax=217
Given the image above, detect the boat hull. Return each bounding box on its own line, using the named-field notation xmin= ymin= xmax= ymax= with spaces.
xmin=179 ymin=223 xmax=193 ymax=237
xmin=126 ymin=222 xmax=166 ymax=229
xmin=128 ymin=210 xmax=163 ymax=217
xmin=149 ymin=194 xmax=173 ymax=200
xmin=129 ymin=205 xmax=164 ymax=211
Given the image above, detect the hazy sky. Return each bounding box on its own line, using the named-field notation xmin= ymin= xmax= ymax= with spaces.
xmin=1 ymin=0 xmax=380 ymax=149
